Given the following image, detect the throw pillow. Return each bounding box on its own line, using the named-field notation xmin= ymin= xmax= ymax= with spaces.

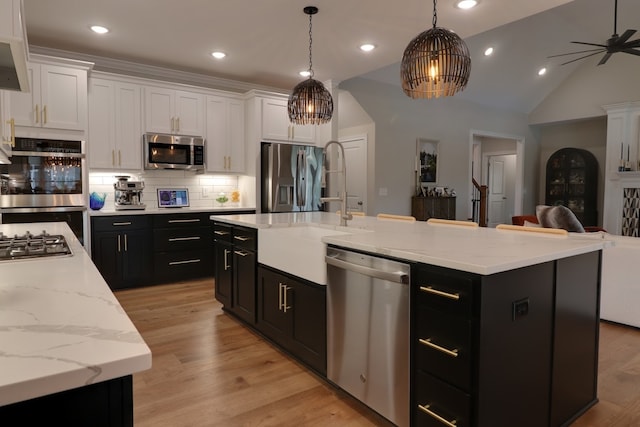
xmin=536 ymin=205 xmax=585 ymax=233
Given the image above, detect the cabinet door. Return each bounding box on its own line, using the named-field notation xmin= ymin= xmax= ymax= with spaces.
xmin=0 ymin=92 xmax=12 ymax=157
xmin=91 ymin=231 xmax=124 ymax=290
xmin=174 ymin=90 xmax=204 ymax=136
xmin=9 ymin=63 xmax=39 ymax=126
xmin=232 ymin=248 xmax=256 ymax=324
xmin=289 ymin=280 xmax=326 ymax=374
xmin=227 ymin=99 xmax=245 ymax=172
xmin=88 ymin=79 xmax=116 ymax=168
xmin=256 ymin=267 xmax=290 ymax=344
xmin=205 ymin=95 xmax=228 ymax=172
xmin=121 ymin=228 xmax=152 ymax=287
xmin=114 ymin=82 xmax=142 ymax=169
xmin=214 ymin=240 xmax=233 ymax=307
xmin=40 ymin=64 xmax=87 ymax=130
xmin=261 ymin=98 xmax=291 ymax=141
xmin=144 ymin=87 xmax=174 ymax=133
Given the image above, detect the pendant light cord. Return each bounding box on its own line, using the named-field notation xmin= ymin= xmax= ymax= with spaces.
xmin=308 ymin=12 xmax=314 ymax=77
xmin=432 ymin=0 xmax=438 ymax=29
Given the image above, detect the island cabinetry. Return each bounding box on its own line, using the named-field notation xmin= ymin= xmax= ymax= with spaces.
xmin=152 ymin=213 xmax=213 ymax=283
xmin=213 ymin=221 xmax=257 ymax=325
xmin=411 ymin=252 xmax=599 ymax=427
xmin=411 ymin=196 xmax=456 ymax=221
xmin=144 ymin=86 xmax=204 ymax=136
xmin=256 ymin=265 xmax=327 ymax=375
xmin=91 ymin=215 xmax=152 ymax=290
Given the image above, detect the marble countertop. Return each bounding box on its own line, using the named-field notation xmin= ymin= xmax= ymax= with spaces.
xmin=0 ymin=222 xmax=151 ymax=406
xmin=211 ymin=212 xmax=610 ymax=275
xmin=89 ymin=205 xmax=255 ymax=216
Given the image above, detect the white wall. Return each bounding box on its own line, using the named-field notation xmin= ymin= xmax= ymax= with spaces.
xmin=339 ymin=78 xmax=541 ymax=218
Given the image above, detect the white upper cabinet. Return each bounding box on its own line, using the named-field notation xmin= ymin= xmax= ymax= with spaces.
xmin=261 ymin=98 xmax=316 ymax=144
xmin=0 ymin=92 xmax=13 ymax=159
xmin=144 ymin=87 xmax=204 ymax=136
xmin=8 ymin=62 xmax=88 ymax=131
xmin=205 ymin=95 xmax=245 ymax=173
xmin=88 ymin=78 xmax=142 ymax=170
xmin=0 ymin=0 xmax=30 ymax=92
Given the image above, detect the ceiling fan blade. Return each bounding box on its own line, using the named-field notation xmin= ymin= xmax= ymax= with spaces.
xmin=548 ymin=48 xmax=605 ymax=58
xmin=598 ymin=52 xmax=613 ymax=65
xmin=617 ymin=29 xmax=637 ymax=43
xmin=571 ymin=41 xmax=608 ymax=48
xmin=623 ymin=39 xmax=640 ymax=48
xmin=622 ymin=48 xmax=640 ymax=56
xmin=560 ymin=51 xmax=608 ymax=66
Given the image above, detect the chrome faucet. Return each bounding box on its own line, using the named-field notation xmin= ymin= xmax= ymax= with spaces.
xmin=320 ymin=140 xmax=351 ymax=226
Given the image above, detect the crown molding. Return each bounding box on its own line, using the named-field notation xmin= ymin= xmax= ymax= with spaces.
xmin=29 ymin=45 xmax=287 ymax=94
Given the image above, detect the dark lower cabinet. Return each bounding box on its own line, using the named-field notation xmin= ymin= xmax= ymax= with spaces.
xmin=411 ymin=251 xmax=601 ymax=427
xmin=256 ymin=265 xmax=326 ymax=375
xmin=232 ymin=244 xmax=257 ymax=324
xmin=213 ymin=235 xmax=233 ymax=307
xmin=91 ymin=216 xmax=152 ymax=290
xmin=0 ymin=376 xmax=133 ymax=427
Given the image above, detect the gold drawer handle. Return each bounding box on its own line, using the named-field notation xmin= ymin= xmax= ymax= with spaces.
xmin=234 ymin=250 xmax=249 ymax=257
xmin=420 ymin=286 xmax=460 ymax=301
xmin=418 ymin=404 xmax=458 ymax=427
xmin=234 ymin=236 xmax=251 ymax=242
xmin=214 ymin=230 xmax=230 ymax=235
xmin=419 ymin=338 xmax=459 ymax=358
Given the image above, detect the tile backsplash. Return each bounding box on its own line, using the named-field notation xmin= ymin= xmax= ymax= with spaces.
xmin=89 ymin=170 xmax=241 ymax=210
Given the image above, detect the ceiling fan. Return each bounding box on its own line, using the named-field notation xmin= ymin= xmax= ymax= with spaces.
xmin=548 ymin=0 xmax=640 ymax=65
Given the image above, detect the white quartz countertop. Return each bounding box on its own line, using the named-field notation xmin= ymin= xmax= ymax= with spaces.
xmin=211 ymin=212 xmax=610 ymax=275
xmin=89 ymin=205 xmax=255 ymax=216
xmin=0 ymin=222 xmax=151 ymax=406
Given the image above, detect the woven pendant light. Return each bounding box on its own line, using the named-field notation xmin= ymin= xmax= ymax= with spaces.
xmin=288 ymin=6 xmax=333 ymax=125
xmin=401 ymin=0 xmax=471 ymax=99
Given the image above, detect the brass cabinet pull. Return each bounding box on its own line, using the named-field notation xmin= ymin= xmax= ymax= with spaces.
xmin=168 ymin=236 xmax=201 ymax=242
xmin=420 ymin=286 xmax=460 ymax=301
xmin=234 ymin=250 xmax=249 ymax=257
xmin=117 ymin=234 xmax=121 ymax=252
xmin=233 ymin=236 xmax=251 ymax=242
xmin=417 ymin=404 xmax=458 ymax=427
xmin=43 ymin=105 xmax=47 ymax=124
xmin=168 ymin=219 xmax=200 ymax=223
xmin=214 ymin=230 xmax=230 ymax=236
xmin=419 ymin=338 xmax=459 ymax=358
xmin=169 ymin=259 xmax=201 ymax=266
xmin=35 ymin=105 xmax=39 ymax=124
xmin=278 ymin=283 xmax=292 ymax=312
xmin=5 ymin=118 xmax=15 ymax=147
xmin=112 ymin=221 xmax=132 ymax=226
xmin=223 ymin=249 xmax=230 ymax=270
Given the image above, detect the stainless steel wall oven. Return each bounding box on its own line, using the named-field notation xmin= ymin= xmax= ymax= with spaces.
xmin=0 ymin=138 xmax=86 ymax=243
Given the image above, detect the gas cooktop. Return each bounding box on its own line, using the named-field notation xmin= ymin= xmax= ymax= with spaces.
xmin=0 ymin=230 xmax=73 ymax=261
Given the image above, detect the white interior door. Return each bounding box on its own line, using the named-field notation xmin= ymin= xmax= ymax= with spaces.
xmin=340 ymin=136 xmax=367 ymax=214
xmin=487 ymin=154 xmax=516 ymax=227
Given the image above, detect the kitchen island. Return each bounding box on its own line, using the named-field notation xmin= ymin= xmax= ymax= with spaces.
xmin=0 ymin=222 xmax=151 ymax=426
xmin=211 ymin=212 xmax=609 ymax=427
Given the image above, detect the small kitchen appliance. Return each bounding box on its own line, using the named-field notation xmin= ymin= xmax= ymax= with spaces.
xmin=143 ymin=133 xmax=205 ymax=171
xmin=114 ymin=176 xmax=146 ymax=210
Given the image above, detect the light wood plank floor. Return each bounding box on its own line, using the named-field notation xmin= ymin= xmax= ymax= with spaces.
xmin=115 ymin=279 xmax=640 ymax=427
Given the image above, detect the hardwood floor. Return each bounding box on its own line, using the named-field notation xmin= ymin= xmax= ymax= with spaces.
xmin=115 ymin=279 xmax=640 ymax=427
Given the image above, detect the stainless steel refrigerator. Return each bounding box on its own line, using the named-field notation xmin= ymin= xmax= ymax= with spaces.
xmin=261 ymin=142 xmax=325 ymax=213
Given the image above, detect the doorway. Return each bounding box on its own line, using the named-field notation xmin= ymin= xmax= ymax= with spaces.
xmin=339 ymin=135 xmax=368 ymax=214
xmin=469 ymin=130 xmax=524 ymax=226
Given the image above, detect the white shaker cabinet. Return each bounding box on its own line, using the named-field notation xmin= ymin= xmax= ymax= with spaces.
xmin=88 ymin=78 xmax=142 ymax=170
xmin=0 ymin=92 xmax=14 ymax=159
xmin=261 ymin=98 xmax=316 ymax=144
xmin=205 ymin=95 xmax=245 ymax=173
xmin=0 ymin=0 xmax=30 ymax=92
xmin=144 ymin=87 xmax=204 ymax=136
xmin=8 ymin=62 xmax=88 ymax=131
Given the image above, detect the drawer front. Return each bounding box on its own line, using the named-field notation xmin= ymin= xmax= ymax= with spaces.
xmin=153 ymin=226 xmax=210 ymax=251
xmin=154 ymin=249 xmax=213 ymax=282
xmin=213 ymin=222 xmax=233 ymax=243
xmin=153 ymin=213 xmax=210 ymax=228
xmin=92 ymin=215 xmax=150 ymax=232
xmin=414 ymin=371 xmax=471 ymax=427
xmin=415 ymin=309 xmax=472 ymax=391
xmin=413 ymin=266 xmax=475 ymax=317
xmin=232 ymin=226 xmax=257 ymax=251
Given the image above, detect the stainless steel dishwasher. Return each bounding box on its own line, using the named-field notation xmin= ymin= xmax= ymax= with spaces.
xmin=325 ymin=246 xmax=410 ymax=427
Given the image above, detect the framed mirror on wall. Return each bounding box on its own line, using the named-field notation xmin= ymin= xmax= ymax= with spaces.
xmin=416 ymin=138 xmax=439 ymax=189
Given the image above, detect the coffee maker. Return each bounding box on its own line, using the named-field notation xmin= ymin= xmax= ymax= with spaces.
xmin=114 ymin=176 xmax=146 ymax=210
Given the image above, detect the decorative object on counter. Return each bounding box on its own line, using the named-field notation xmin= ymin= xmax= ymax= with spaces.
xmin=157 ymin=188 xmax=189 ymax=208
xmin=216 ymin=192 xmax=229 ymax=207
xmin=400 ymin=0 xmax=471 ymax=99
xmin=89 ymin=192 xmax=106 ymax=210
xmin=287 ymin=6 xmax=333 ymax=125
xmin=231 ymin=189 xmax=240 ymax=205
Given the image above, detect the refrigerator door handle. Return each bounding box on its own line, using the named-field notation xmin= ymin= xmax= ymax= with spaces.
xmin=296 ymin=148 xmax=307 ymax=206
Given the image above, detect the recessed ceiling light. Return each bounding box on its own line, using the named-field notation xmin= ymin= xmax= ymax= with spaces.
xmin=211 ymin=51 xmax=226 ymax=59
xmin=90 ymin=25 xmax=109 ymax=34
xmin=360 ymin=44 xmax=375 ymax=52
xmin=299 ymin=70 xmax=311 ymax=77
xmin=456 ymin=0 xmax=478 ymax=9
xmin=538 ymin=67 xmax=547 ymax=76
xmin=484 ymin=47 xmax=494 ymax=56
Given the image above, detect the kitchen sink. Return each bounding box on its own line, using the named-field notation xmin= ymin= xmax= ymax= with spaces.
xmin=258 ymin=225 xmax=354 ymax=285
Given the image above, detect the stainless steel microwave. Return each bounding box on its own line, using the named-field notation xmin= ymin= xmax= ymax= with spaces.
xmin=143 ymin=133 xmax=205 ymax=171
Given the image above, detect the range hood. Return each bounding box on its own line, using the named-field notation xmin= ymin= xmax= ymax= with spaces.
xmin=0 ymin=38 xmax=29 ymax=92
